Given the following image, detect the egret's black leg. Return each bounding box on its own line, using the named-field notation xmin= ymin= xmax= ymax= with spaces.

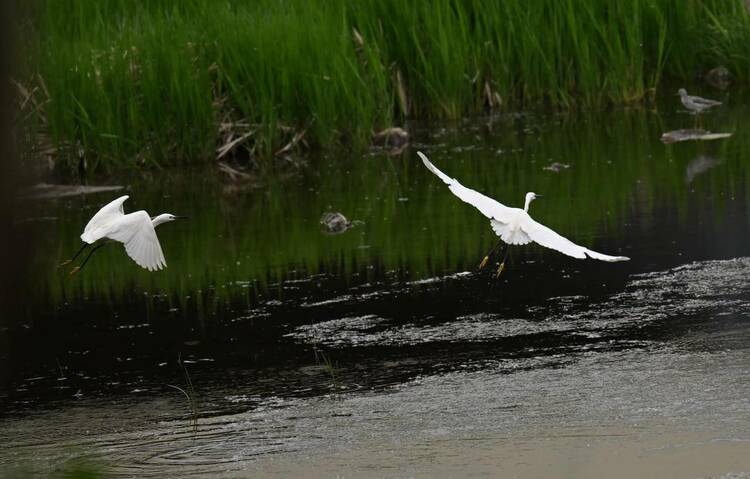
xmin=58 ymin=243 xmax=88 ymax=268
xmin=496 ymin=245 xmax=511 ymax=278
xmin=479 ymin=239 xmax=504 ymax=270
xmin=69 ymin=243 xmax=107 ymax=276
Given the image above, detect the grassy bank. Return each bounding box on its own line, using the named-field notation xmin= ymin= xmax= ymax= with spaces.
xmin=17 ymin=0 xmax=750 ymax=172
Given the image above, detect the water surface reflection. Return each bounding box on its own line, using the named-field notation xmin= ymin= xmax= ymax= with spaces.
xmin=2 ymin=106 xmax=750 ymax=476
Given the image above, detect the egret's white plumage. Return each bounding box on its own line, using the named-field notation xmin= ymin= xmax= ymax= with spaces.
xmin=80 ymin=195 xmax=130 ymax=243
xmin=79 ymin=195 xmax=179 ymax=271
xmin=418 ymin=151 xmax=629 ymax=262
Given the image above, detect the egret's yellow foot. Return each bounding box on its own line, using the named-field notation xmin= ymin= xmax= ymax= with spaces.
xmin=495 ymin=262 xmax=505 ymax=278
xmin=57 ymin=260 xmax=72 ymax=269
xmin=69 ymin=266 xmax=81 ymax=276
xmin=479 ymin=255 xmax=490 ymax=269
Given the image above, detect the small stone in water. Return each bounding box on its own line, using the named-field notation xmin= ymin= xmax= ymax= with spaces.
xmin=543 ymin=162 xmax=571 ymax=173
xmin=704 ymin=66 xmax=732 ymax=90
xmin=320 ymin=212 xmax=361 ymax=235
xmin=372 ymin=127 xmax=409 ymax=148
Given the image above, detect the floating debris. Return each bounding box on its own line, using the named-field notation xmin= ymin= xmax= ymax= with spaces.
xmin=660 ymin=129 xmax=732 ymax=144
xmin=543 ymin=162 xmax=570 ymax=173
xmin=483 ymin=80 xmax=503 ymax=110
xmin=275 ymin=124 xmax=309 ymax=157
xmin=24 ymin=183 xmax=124 ymax=200
xmin=320 ymin=212 xmax=362 ymax=235
xmin=216 ymin=129 xmax=254 ymax=160
xmin=218 ymin=161 xmax=253 ymax=181
xmin=217 ymin=162 xmax=263 ymax=195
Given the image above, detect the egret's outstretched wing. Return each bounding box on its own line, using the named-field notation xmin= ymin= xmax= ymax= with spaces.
xmin=81 ymin=195 xmax=129 ymax=243
xmin=107 ymin=211 xmax=167 ymax=271
xmin=418 ymin=151 xmax=515 ymax=223
xmin=521 ymin=218 xmax=629 ymax=262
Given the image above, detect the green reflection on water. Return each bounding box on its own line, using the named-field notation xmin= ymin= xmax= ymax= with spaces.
xmin=32 ymin=106 xmax=750 ymax=311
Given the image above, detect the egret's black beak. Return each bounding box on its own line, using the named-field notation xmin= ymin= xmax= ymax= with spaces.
xmin=174 ymin=216 xmax=188 ymax=220
xmin=536 ymin=194 xmax=544 ymax=198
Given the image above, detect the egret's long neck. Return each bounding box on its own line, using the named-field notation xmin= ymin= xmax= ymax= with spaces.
xmin=151 ymin=214 xmax=171 ymax=227
xmin=523 ymin=196 xmax=533 ymax=212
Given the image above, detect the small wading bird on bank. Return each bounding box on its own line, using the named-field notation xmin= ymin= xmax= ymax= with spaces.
xmin=418 ymin=151 xmax=629 ymax=277
xmin=677 ymin=88 xmax=721 ymax=115
xmin=59 ymin=195 xmax=186 ymax=275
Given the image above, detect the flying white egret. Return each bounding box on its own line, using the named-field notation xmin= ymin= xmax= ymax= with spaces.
xmin=418 ymin=151 xmax=629 ymax=276
xmin=60 ymin=195 xmax=186 ymax=275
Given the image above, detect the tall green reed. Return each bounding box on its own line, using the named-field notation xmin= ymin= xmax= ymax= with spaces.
xmin=19 ymin=0 xmax=750 ymax=171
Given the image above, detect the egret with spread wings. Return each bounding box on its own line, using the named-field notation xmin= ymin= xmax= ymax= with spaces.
xmin=60 ymin=195 xmax=186 ymax=275
xmin=418 ymin=151 xmax=628 ymax=276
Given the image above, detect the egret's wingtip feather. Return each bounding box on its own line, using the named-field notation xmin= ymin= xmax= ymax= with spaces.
xmin=417 ymin=151 xmax=435 ymax=171
xmin=602 ymin=254 xmax=630 ymax=262
xmin=418 ymin=151 xmax=457 ymax=187
xmin=589 ymin=253 xmax=630 ymax=262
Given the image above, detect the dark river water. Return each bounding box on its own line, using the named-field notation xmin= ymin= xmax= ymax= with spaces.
xmin=2 ymin=103 xmax=750 ymax=477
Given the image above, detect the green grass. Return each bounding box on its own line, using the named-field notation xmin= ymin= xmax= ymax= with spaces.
xmin=167 ymin=355 xmax=199 ymax=432
xmin=16 ymin=0 xmax=750 ymax=172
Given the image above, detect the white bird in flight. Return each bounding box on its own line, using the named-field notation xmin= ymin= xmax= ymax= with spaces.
xmin=60 ymin=195 xmax=186 ymax=275
xmin=418 ymin=151 xmax=629 ymax=276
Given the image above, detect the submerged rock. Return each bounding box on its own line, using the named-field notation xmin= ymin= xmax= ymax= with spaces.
xmin=372 ymin=127 xmax=409 ymax=149
xmin=660 ymin=129 xmax=732 ymax=144
xmin=704 ymin=66 xmax=732 ymax=90
xmin=320 ymin=212 xmax=362 ymax=235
